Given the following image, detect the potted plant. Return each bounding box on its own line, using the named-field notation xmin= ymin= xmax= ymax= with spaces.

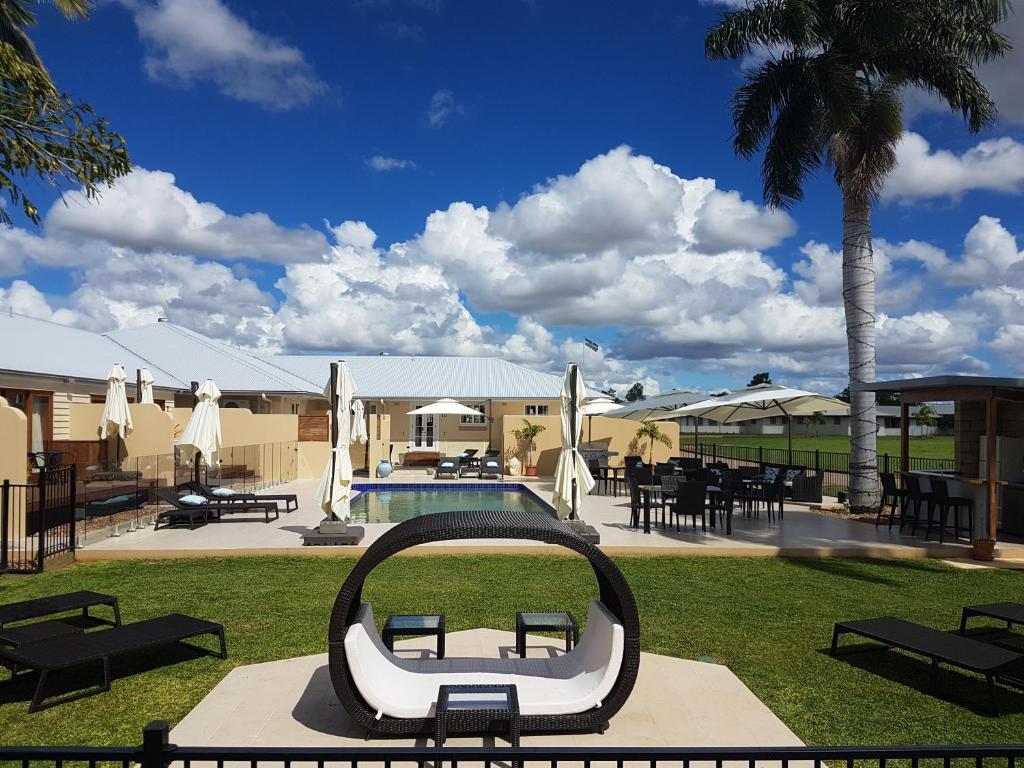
xmin=512 ymin=419 xmax=546 ymax=476
xmin=972 ymin=537 xmax=996 ymax=561
xmin=634 ymin=420 xmax=672 ymax=465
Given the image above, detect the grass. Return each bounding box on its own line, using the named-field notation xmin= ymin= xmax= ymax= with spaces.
xmin=0 ymin=556 xmax=1022 ymax=747
xmin=680 ymin=434 xmax=955 ymax=460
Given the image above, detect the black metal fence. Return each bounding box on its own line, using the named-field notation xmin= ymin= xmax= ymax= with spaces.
xmin=0 ymin=722 xmax=1022 ymax=768
xmin=681 ymin=443 xmax=957 ymax=497
xmin=1 ymin=465 xmax=76 ymax=574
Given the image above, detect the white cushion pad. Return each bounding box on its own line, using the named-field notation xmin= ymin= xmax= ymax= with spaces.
xmin=344 ymin=600 xmax=624 ymax=719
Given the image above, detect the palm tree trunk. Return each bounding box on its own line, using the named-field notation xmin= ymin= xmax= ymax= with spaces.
xmin=842 ymin=190 xmax=881 ymax=511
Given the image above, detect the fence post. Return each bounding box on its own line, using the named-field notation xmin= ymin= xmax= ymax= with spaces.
xmin=1 ymin=480 xmax=9 ymax=573
xmin=883 ymin=453 xmax=890 ymax=475
xmin=815 ymin=449 xmax=820 ymax=473
xmin=712 ymin=444 xmax=717 ymax=462
xmin=141 ymin=720 xmax=173 ymax=768
xmin=69 ymin=464 xmax=77 ymax=551
xmin=758 ymin=446 xmax=763 ymax=467
xmin=36 ymin=466 xmax=47 ymax=572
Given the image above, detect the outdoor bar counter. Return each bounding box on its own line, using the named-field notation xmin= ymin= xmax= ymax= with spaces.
xmin=907 ymin=471 xmax=1024 ymax=539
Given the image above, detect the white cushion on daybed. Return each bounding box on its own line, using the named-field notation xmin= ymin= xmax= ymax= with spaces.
xmin=344 ymin=600 xmax=624 ymax=719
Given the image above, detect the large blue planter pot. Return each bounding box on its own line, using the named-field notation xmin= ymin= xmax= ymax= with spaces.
xmin=376 ymin=460 xmax=393 ymax=478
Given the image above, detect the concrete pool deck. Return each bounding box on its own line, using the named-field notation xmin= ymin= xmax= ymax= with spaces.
xmin=76 ymin=472 xmax=1024 ymax=561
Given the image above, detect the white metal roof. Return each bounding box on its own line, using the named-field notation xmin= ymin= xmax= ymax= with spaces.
xmin=0 ymin=313 xmax=185 ymax=387
xmin=266 ymin=355 xmax=564 ymax=400
xmin=106 ymin=323 xmax=319 ymax=394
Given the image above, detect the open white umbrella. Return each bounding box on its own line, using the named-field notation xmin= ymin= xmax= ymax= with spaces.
xmin=317 ymin=361 xmax=356 ymax=522
xmin=602 ymin=390 xmax=703 ymax=421
xmin=581 ymin=396 xmax=619 ymax=443
xmin=138 ymin=368 xmax=156 ymax=405
xmin=99 ymin=364 xmax=133 ymax=439
xmin=552 ymin=363 xmax=595 ymax=521
xmin=407 ymin=398 xmax=483 ymax=456
xmin=178 ymin=379 xmax=222 ymax=483
xmin=671 ymin=383 xmax=850 ymax=459
xmin=351 ymin=399 xmax=368 ymax=444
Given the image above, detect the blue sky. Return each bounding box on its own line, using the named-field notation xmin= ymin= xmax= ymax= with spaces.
xmin=2 ymin=0 xmax=1023 ymax=395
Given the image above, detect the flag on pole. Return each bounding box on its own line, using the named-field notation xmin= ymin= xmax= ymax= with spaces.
xmin=584 ymin=338 xmax=599 ymax=352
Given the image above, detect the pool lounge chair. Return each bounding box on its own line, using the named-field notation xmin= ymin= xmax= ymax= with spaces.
xmin=961 ymin=603 xmax=1024 ymax=644
xmin=0 ymin=613 xmax=226 ymax=712
xmin=831 ymin=616 xmax=1024 ymax=713
xmin=153 ymin=488 xmax=279 ymax=527
xmin=435 ymin=457 xmax=460 ymax=479
xmin=477 ymin=454 xmax=503 ymax=479
xmin=179 ymin=481 xmax=298 ymax=512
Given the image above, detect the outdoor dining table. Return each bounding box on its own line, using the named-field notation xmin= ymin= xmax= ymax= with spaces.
xmin=637 ymin=484 xmax=733 ymax=536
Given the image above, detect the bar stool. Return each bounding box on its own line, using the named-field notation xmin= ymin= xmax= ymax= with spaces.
xmin=927 ymin=477 xmax=974 ymax=543
xmin=900 ymin=473 xmax=933 ymax=534
xmin=875 ymin=473 xmax=908 ymax=529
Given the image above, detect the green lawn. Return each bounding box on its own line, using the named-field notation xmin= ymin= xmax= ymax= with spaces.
xmin=681 ymin=434 xmax=955 ymax=460
xmin=0 ymin=556 xmax=1021 ymax=747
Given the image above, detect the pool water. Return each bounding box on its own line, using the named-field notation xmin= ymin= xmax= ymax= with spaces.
xmin=349 ymin=485 xmax=554 ymax=524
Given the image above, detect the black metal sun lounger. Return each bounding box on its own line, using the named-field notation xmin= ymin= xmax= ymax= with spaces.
xmin=0 ymin=591 xmax=121 ymax=630
xmin=962 ymin=603 xmax=1024 ymax=635
xmin=831 ymin=617 xmax=1024 ymax=713
xmin=181 ymin=482 xmax=298 ymax=512
xmin=0 ymin=614 xmax=227 ymax=712
xmin=154 ymin=488 xmax=279 ymax=527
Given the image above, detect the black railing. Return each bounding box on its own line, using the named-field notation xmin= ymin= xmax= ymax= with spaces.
xmin=0 ymin=722 xmax=1022 ymax=768
xmin=1 ymin=464 xmax=76 ymax=574
xmin=680 ymin=443 xmax=957 ymax=496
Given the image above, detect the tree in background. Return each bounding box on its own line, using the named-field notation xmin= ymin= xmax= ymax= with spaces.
xmin=601 ymin=387 xmax=620 ymax=403
xmin=706 ymin=0 xmax=1009 ymax=511
xmin=634 ymin=420 xmax=672 ymax=465
xmin=803 ymin=410 xmax=827 ymax=437
xmin=913 ymin=404 xmax=937 ymax=434
xmin=0 ymin=0 xmax=130 ymax=224
xmin=748 ymin=372 xmax=772 ymax=386
xmin=625 ymin=383 xmax=645 ymax=402
xmin=835 ymin=386 xmax=850 ymax=402
xmin=711 ymin=390 xmax=729 ymax=397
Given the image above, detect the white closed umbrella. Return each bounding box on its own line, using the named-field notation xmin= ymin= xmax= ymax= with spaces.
xmin=351 ymin=399 xmax=368 ymax=445
xmin=670 ymin=383 xmax=850 ymax=461
xmin=99 ymin=364 xmax=133 ymax=439
xmin=317 ymin=361 xmax=356 ymax=522
xmin=178 ymin=379 xmax=222 ymax=483
xmin=138 ymin=368 xmax=156 ymax=405
xmin=552 ymin=363 xmax=595 ymax=521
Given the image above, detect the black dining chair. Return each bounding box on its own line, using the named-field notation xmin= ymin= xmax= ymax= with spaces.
xmin=627 ymin=466 xmax=654 ymax=529
xmin=588 ymin=459 xmax=606 ymax=496
xmin=671 ymin=480 xmax=709 ymax=532
xmin=658 ymin=474 xmax=680 ymax=527
xmin=927 ymin=477 xmax=974 ymax=543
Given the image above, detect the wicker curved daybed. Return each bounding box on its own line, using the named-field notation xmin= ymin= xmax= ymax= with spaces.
xmin=328 ymin=509 xmax=641 ymax=736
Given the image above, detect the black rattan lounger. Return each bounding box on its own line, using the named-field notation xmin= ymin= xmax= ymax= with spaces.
xmin=435 ymin=457 xmax=460 ymax=479
xmin=962 ymin=603 xmax=1024 ymax=634
xmin=180 ymin=481 xmax=298 ymax=512
xmin=831 ymin=617 xmax=1024 ymax=713
xmin=0 ymin=591 xmax=121 ymax=630
xmin=0 ymin=614 xmax=227 ymax=712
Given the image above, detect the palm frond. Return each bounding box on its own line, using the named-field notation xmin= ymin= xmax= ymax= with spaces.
xmin=830 ymin=83 xmax=902 ymax=202
xmin=705 ymin=0 xmax=818 ymax=61
xmin=761 ymin=78 xmax=826 ymax=208
xmin=731 ymin=53 xmax=814 ymax=159
xmin=50 ymin=0 xmax=94 ymax=20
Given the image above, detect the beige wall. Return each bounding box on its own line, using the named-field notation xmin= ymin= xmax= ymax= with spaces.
xmin=65 ymin=402 xmax=176 ymax=457
xmin=0 ymin=396 xmax=28 ymax=484
xmin=501 ymin=413 xmax=680 ymax=476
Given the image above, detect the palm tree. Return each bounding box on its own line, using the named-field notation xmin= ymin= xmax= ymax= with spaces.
xmin=0 ymin=0 xmax=92 ymax=79
xmin=912 ymin=403 xmax=937 ymax=435
xmin=634 ymin=420 xmax=672 ymax=465
xmin=705 ymin=0 xmax=1010 ymax=511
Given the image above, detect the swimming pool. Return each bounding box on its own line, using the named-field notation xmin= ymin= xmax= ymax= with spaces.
xmin=349 ymin=483 xmax=555 ymax=524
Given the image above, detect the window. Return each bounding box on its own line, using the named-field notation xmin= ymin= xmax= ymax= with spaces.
xmin=833 ymin=416 xmax=841 ymax=425
xmin=769 ymin=417 xmax=780 ymax=425
xmin=525 ymin=404 xmax=549 ymax=416
xmin=290 ymin=403 xmax=300 ymax=415
xmin=460 ymin=404 xmax=486 ymax=425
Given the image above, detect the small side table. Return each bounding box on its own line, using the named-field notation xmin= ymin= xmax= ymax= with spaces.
xmin=382 ymin=614 xmax=445 ymax=659
xmin=435 ymin=684 xmax=520 ymax=747
xmin=516 ymin=611 xmax=579 ymax=658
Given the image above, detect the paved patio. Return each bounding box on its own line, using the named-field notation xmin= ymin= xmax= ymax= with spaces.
xmin=76 ymin=472 xmax=1024 ymax=560
xmin=170 ymin=629 xmax=804 ymax=748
